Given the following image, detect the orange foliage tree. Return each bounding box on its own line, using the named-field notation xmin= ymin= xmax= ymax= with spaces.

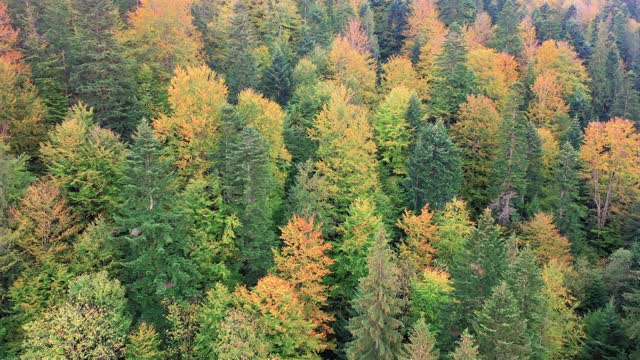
xmin=466 ymin=47 xmax=519 ymax=109
xmin=397 ymin=204 xmax=439 ymax=275
xmin=10 ymin=179 xmax=81 ymax=263
xmin=580 ymin=118 xmax=640 ymax=229
xmin=274 ymin=215 xmax=334 ymax=348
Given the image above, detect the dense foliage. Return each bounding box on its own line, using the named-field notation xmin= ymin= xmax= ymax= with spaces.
xmin=1 ymin=0 xmax=640 ymax=358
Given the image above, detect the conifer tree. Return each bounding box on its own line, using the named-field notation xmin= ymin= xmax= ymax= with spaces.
xmin=473 ymin=282 xmax=531 ymax=359
xmin=451 ymin=329 xmax=479 ymax=360
xmin=262 ymin=43 xmax=293 ymax=106
xmin=489 ymin=96 xmax=529 ymax=226
xmin=68 ymin=0 xmax=141 ymax=135
xmin=225 ymin=0 xmax=258 ymax=101
xmin=400 ymin=317 xmax=439 ymax=360
xmin=437 ymin=0 xmax=476 ymax=26
xmin=451 ymin=210 xmax=507 ymax=329
xmin=589 ymin=20 xmax=621 ymax=121
xmin=116 ymin=121 xmax=198 ymax=327
xmin=428 ymin=25 xmax=475 ymax=123
xmin=405 ymin=121 xmax=462 ymax=211
xmin=552 ymin=141 xmax=585 ymax=241
xmin=219 ymin=107 xmax=278 ymax=283
xmin=347 ymin=229 xmax=404 ymax=360
xmin=490 ymin=0 xmax=523 ymax=55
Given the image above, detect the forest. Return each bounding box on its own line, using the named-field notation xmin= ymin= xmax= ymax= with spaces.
xmin=0 ymin=0 xmax=640 ymax=358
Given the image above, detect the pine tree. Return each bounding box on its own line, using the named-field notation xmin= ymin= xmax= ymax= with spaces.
xmin=405 ymin=121 xmax=462 ymax=211
xmin=68 ymin=0 xmax=141 ymax=136
xmin=219 ymin=107 xmax=278 ymax=283
xmin=347 ymin=229 xmax=404 ymax=360
xmin=262 ymin=44 xmax=293 ymax=106
xmin=428 ymin=25 xmax=475 ymax=124
xmin=451 ymin=329 xmax=479 ymax=360
xmin=552 ymin=141 xmax=585 ymax=241
xmin=437 ymin=0 xmax=477 ymax=26
xmin=580 ymin=302 xmax=630 ymax=359
xmin=451 ymin=210 xmax=507 ymax=329
xmin=489 ymin=96 xmax=529 ymax=226
xmin=589 ymin=20 xmax=621 ymax=121
xmin=115 ymin=121 xmax=198 ymax=327
xmin=504 ymin=249 xmax=546 ymax=355
xmin=473 ymin=282 xmax=531 ymax=359
xmin=225 ymin=0 xmax=258 ymax=101
xmin=490 ymin=0 xmax=523 ymax=55
xmin=400 ymin=317 xmax=439 ymax=360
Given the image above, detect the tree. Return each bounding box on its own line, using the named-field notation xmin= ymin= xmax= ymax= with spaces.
xmin=520 ymin=212 xmax=573 ymax=267
xmin=374 ymin=86 xmax=413 ymax=177
xmin=541 ymin=261 xmax=585 ymax=359
xmin=489 ymin=97 xmax=529 ymax=226
xmin=381 ymin=56 xmax=424 ymax=96
xmin=153 ymin=65 xmax=227 ymax=177
xmin=580 ymin=303 xmax=630 ymax=359
xmin=409 ymin=268 xmax=453 ymax=335
xmin=400 ymin=317 xmax=439 ymax=360
xmin=347 ymin=229 xmax=404 ymax=360
xmin=210 ymin=308 xmax=272 ymax=360
xmin=119 ymin=0 xmax=204 ymax=84
xmin=490 ymin=0 xmax=523 ymax=55
xmin=451 ymin=210 xmax=507 ymax=328
xmin=437 ymin=0 xmax=476 ymax=26
xmin=473 ymin=282 xmax=531 ymax=359
xmin=0 ymin=2 xmax=46 ymax=158
xmin=0 ymin=141 xmax=32 ymax=234
xmin=21 ymin=272 xmax=130 ymax=359
xmin=68 ymin=0 xmax=141 ymax=135
xmin=466 ymin=48 xmax=518 ymax=109
xmin=125 ymin=322 xmax=164 ymax=360
xmin=451 ymin=329 xmax=479 ymax=360
xmin=464 ymin=11 xmax=493 ymax=50
xmin=405 ymin=121 xmax=462 ymax=211
xmin=235 ymin=275 xmax=322 ymax=358
xmin=451 ymin=95 xmax=502 ymax=213
xmin=589 ymin=20 xmax=621 ymax=121
xmin=274 ymin=215 xmax=334 ymax=348
xmin=397 ymin=204 xmax=439 ymax=277
xmin=236 ymin=88 xmax=291 ymax=186
xmin=404 ymin=0 xmax=446 ymax=73
xmin=262 ymin=44 xmax=293 ymax=105
xmin=115 ymin=121 xmax=198 ymax=327
xmin=580 ymin=118 xmax=640 ymax=232
xmin=427 ymin=26 xmax=475 ymax=123
xmin=328 ymin=36 xmax=377 ymax=105
xmin=550 ymin=141 xmax=586 ymax=242
xmin=40 ymin=104 xmax=127 ymax=222
xmin=219 ymin=107 xmax=279 ymax=283
xmin=9 ymin=178 xmax=81 ymax=264
xmin=310 ymin=86 xmax=379 ymax=218
xmin=225 ymin=0 xmax=258 ymax=101
xmin=433 ymin=198 xmax=474 ymax=269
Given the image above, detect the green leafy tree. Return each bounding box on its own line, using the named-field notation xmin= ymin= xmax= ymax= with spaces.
xmin=405 ymin=121 xmax=462 ymax=211
xmin=21 ymin=272 xmax=130 ymax=359
xmin=125 ymin=322 xmax=164 ymax=360
xmin=40 ymin=104 xmax=127 ymax=222
xmin=115 ymin=121 xmax=198 ymax=327
xmin=473 ymin=282 xmax=531 ymax=359
xmin=347 ymin=229 xmax=404 ymax=360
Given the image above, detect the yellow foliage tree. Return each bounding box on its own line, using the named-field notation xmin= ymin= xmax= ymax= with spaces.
xmin=328 ymin=36 xmax=377 ymax=105
xmin=310 ymin=86 xmax=379 ymax=213
xmin=154 ymin=65 xmax=228 ymax=175
xmin=520 ymin=212 xmax=573 ymax=268
xmin=580 ymin=118 xmax=640 ymax=229
xmin=466 ymin=47 xmax=519 ymax=109
xmin=381 ymin=56 xmax=424 ymax=96
xmin=120 ymin=0 xmax=205 ymax=82
xmin=236 ymin=89 xmax=291 ymax=186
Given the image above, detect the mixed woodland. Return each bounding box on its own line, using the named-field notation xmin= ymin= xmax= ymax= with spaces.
xmin=1 ymin=0 xmax=640 ymax=358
